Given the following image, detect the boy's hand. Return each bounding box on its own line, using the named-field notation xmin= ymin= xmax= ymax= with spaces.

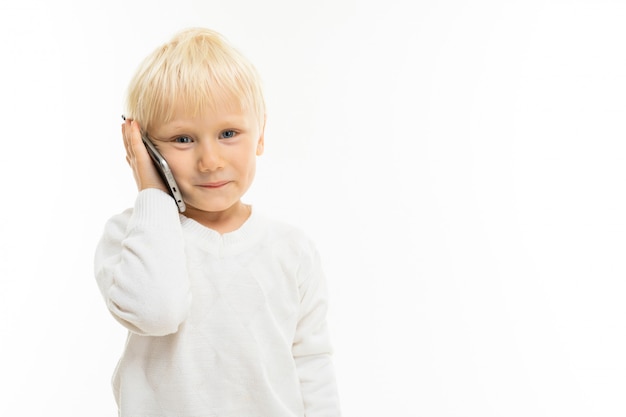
xmin=122 ymin=119 xmax=169 ymax=193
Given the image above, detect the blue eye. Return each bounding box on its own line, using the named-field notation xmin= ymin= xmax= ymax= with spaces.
xmin=174 ymin=136 xmax=192 ymax=143
xmin=220 ymin=130 xmax=236 ymax=139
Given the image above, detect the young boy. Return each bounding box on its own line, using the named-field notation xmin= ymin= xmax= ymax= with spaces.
xmin=94 ymin=28 xmax=341 ymax=417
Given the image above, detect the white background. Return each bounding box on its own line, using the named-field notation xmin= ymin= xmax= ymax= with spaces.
xmin=1 ymin=0 xmax=625 ymax=416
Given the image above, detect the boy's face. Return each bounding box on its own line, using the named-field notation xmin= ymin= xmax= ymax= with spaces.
xmin=148 ymin=101 xmax=264 ymax=226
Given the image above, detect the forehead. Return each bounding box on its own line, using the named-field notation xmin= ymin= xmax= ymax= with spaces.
xmin=152 ymin=97 xmax=257 ymax=131
xmin=150 ymin=92 xmax=256 ymax=128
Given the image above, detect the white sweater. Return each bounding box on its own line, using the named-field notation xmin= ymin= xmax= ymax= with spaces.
xmin=94 ymin=189 xmax=340 ymax=417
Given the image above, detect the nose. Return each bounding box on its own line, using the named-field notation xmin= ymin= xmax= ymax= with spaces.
xmin=197 ymin=140 xmax=224 ymax=172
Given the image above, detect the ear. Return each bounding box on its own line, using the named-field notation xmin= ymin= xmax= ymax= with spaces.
xmin=256 ymin=114 xmax=266 ymax=156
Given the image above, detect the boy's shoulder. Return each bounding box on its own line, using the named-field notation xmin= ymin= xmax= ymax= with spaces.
xmin=255 ymin=212 xmax=323 ymax=277
xmin=256 ymin=211 xmax=318 ymax=253
xmin=258 ymin=212 xmax=311 ymax=238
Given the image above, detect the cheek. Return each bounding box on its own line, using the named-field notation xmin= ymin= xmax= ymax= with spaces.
xmin=243 ymin=156 xmax=257 ymax=176
xmin=237 ymin=146 xmax=258 ymax=169
xmin=165 ymin=154 xmax=191 ymax=179
xmin=238 ymin=153 xmax=258 ymax=181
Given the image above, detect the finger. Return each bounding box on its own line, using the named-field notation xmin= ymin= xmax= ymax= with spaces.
xmin=130 ymin=121 xmax=155 ymax=169
xmin=122 ymin=120 xmax=133 ymax=159
xmin=121 ymin=119 xmax=167 ymax=192
xmin=129 ymin=120 xmax=144 ymax=158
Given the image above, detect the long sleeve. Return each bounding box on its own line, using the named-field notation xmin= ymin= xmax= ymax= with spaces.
xmin=94 ymin=189 xmax=191 ymax=336
xmin=292 ymin=242 xmax=341 ymax=417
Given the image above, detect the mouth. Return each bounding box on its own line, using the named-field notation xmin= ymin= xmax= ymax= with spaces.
xmin=198 ymin=181 xmax=230 ymax=189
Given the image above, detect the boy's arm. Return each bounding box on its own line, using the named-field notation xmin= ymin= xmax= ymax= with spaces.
xmin=292 ymin=244 xmax=341 ymax=417
xmin=94 ymin=189 xmax=191 ymax=336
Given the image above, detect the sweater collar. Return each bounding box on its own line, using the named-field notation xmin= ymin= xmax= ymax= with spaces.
xmin=178 ymin=207 xmax=266 ymax=256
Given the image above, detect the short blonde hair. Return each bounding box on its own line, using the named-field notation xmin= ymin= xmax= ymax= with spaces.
xmin=125 ymin=28 xmax=265 ymax=133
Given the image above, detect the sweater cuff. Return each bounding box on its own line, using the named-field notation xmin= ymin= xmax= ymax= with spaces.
xmin=128 ymin=188 xmax=181 ymax=231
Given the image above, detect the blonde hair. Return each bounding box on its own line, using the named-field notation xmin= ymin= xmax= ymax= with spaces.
xmin=125 ymin=28 xmax=265 ymax=132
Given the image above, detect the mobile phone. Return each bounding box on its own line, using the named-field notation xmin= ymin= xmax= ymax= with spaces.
xmin=142 ymin=133 xmax=187 ymax=213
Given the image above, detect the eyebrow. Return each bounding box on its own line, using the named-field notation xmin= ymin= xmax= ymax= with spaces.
xmin=152 ymin=114 xmax=252 ymax=137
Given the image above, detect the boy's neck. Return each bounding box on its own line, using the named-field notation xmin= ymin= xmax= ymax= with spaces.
xmin=183 ymin=201 xmax=252 ymax=234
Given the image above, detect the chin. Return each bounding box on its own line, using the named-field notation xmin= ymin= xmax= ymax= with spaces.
xmin=185 ymin=200 xmax=240 ymax=214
